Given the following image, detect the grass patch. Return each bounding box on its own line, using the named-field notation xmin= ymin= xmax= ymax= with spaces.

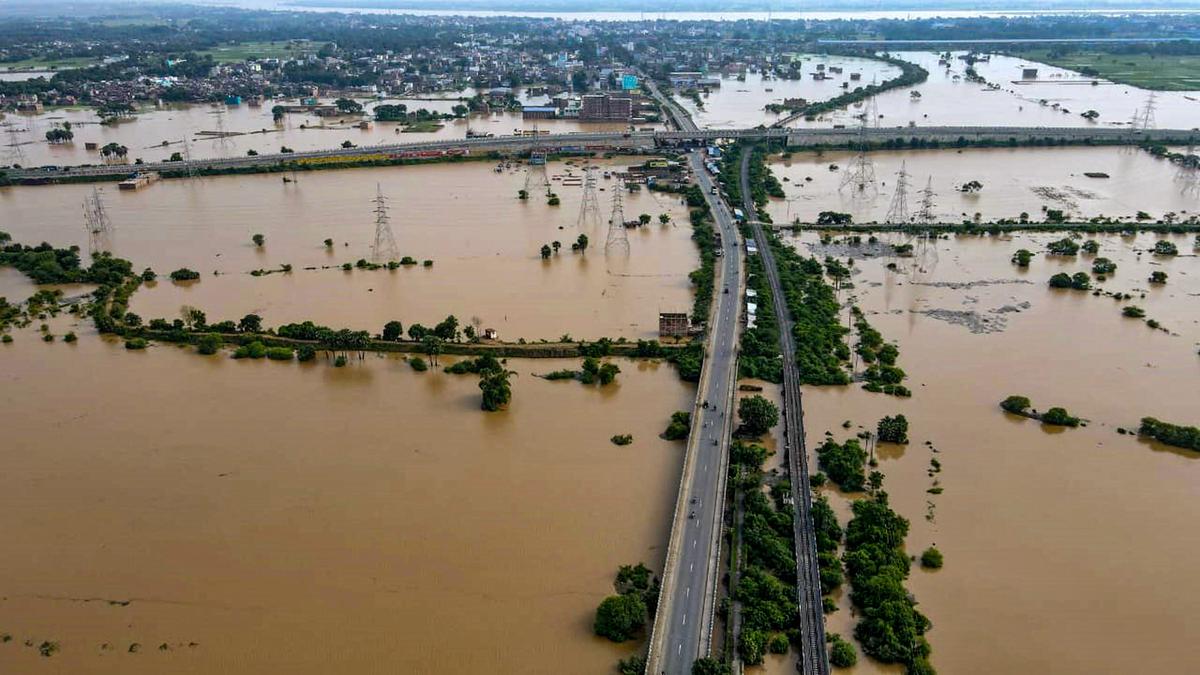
xmin=1014 ymin=50 xmax=1200 ymax=91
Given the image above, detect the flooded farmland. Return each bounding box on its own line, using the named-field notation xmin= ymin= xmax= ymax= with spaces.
xmin=789 ymin=229 xmax=1200 ymax=673
xmin=788 ymin=51 xmax=1200 ymax=130
xmin=0 ymin=158 xmax=698 ymax=340
xmin=0 ymin=325 xmax=693 ymax=674
xmin=676 ymin=55 xmax=899 ymax=129
xmin=767 ymin=145 xmax=1200 ymax=225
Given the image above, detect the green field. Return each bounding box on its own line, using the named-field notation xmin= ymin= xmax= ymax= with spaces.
xmin=1 ymin=55 xmax=100 ymax=72
xmin=198 ymin=40 xmax=319 ymax=63
xmin=1017 ymin=50 xmax=1200 ymax=91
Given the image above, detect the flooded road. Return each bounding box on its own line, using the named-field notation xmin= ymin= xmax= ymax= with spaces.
xmin=0 ymin=158 xmax=698 ymax=340
xmin=0 ymin=324 xmax=693 ymax=674
xmin=791 ymin=230 xmax=1200 ymax=673
xmin=788 ymin=51 xmax=1200 ymax=130
xmin=767 ymin=146 xmax=1199 ymax=225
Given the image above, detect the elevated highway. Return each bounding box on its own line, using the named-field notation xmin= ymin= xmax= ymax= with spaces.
xmin=8 ymin=126 xmax=1196 ymax=183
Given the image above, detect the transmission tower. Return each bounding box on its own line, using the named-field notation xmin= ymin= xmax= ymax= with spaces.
xmin=916 ymin=176 xmax=936 ymax=224
xmin=884 ymin=161 xmax=911 ymax=224
xmin=4 ymin=120 xmax=25 ymax=165
xmin=82 ymin=186 xmax=113 ymax=254
xmin=577 ymin=165 xmax=602 ymax=228
xmin=181 ymin=136 xmax=199 ymax=181
xmin=213 ymin=106 xmax=234 ymax=157
xmin=1178 ymin=143 xmax=1200 ymax=196
xmin=840 ymin=112 xmax=877 ymax=194
xmin=370 ymin=184 xmax=400 ymax=264
xmin=1137 ymin=91 xmax=1157 ymax=131
xmin=605 ymin=185 xmax=630 ymax=256
xmin=524 ymin=150 xmax=550 ymax=195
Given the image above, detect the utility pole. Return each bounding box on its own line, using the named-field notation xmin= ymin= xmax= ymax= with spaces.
xmin=214 ymin=105 xmax=233 ymax=157
xmin=371 ymin=183 xmax=400 ymax=264
xmin=605 ymin=184 xmax=630 ymax=256
xmin=3 ymin=120 xmax=25 ymax=165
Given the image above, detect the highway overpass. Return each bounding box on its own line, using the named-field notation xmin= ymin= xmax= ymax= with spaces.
xmin=7 ymin=126 xmax=1196 ymax=183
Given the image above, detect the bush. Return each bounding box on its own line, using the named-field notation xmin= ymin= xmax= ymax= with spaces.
xmin=920 ymin=547 xmax=944 ymax=569
xmin=169 ymin=268 xmax=200 ymax=282
xmin=1046 ymin=237 xmax=1079 ymax=255
xmin=1153 ymin=240 xmax=1178 ymax=256
xmin=663 ymin=411 xmax=691 ymax=440
xmin=593 ymin=593 xmax=646 ymax=642
xmin=233 ymin=341 xmax=267 ymax=359
xmin=409 ymin=356 xmax=428 ymax=371
xmin=297 ymin=344 xmax=316 ymax=362
xmin=125 ymin=338 xmax=147 ymax=350
xmin=611 ymin=434 xmax=633 ymax=446
xmin=197 ymin=334 xmax=222 ymax=355
xmin=1000 ymin=395 xmax=1031 ymax=414
xmin=266 ymin=347 xmax=294 ymax=361
xmin=876 ymin=415 xmax=909 ymax=444
xmin=1122 ymin=306 xmax=1146 ymax=318
xmin=63 ymin=332 xmax=77 ymax=343
xmin=767 ymin=632 xmax=789 ymax=654
xmin=817 ymin=438 xmax=866 ymax=492
xmin=1091 ymin=257 xmax=1116 ymax=275
xmin=829 ymin=634 xmax=857 ymax=668
xmin=1139 ymin=417 xmax=1200 ymax=451
xmin=1149 ymin=270 xmax=1168 ymax=284
xmin=1041 ymin=407 xmax=1080 ymax=427
xmin=1010 ymin=249 xmax=1033 ymax=267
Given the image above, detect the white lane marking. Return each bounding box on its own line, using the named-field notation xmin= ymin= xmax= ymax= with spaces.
xmin=683 ymin=613 xmax=688 ymax=626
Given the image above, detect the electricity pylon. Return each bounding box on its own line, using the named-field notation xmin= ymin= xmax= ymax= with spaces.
xmin=605 ymin=185 xmax=630 ymax=256
xmin=577 ymin=165 xmax=602 ymax=228
xmin=916 ymin=176 xmax=936 ymax=224
xmin=4 ymin=121 xmax=25 ymax=165
xmin=840 ymin=95 xmax=877 ymax=194
xmin=524 ymin=149 xmax=550 ymax=195
xmin=370 ymin=184 xmax=400 ymax=264
xmin=884 ymin=161 xmax=911 ymax=224
xmin=213 ymin=106 xmax=233 ymax=157
xmin=82 ymin=186 xmax=113 ymax=254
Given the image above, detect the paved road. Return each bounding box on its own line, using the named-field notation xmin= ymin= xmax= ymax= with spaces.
xmin=740 ymin=152 xmax=829 ymax=675
xmin=646 ymin=150 xmax=742 ymax=675
xmin=9 ymin=124 xmax=1196 ymax=181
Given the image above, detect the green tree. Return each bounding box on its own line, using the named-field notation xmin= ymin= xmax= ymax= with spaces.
xmin=479 ymin=367 xmax=513 ymax=411
xmin=592 ymin=594 xmax=645 ymax=642
xmin=238 ymin=313 xmax=263 ymax=333
xmin=422 ymin=334 xmax=444 ymax=366
xmin=692 ymin=657 xmax=732 ymax=675
xmin=920 ymin=547 xmax=944 ymax=569
xmin=1000 ymin=395 xmax=1031 ymax=414
xmin=659 ymin=213 xmax=671 ymax=225
xmin=334 ymin=97 xmax=363 ymax=114
xmin=876 ymin=415 xmax=909 ymax=444
xmin=638 ymin=213 xmax=652 ymax=226
xmin=1010 ymin=249 xmax=1033 ymax=267
xmin=573 ymin=233 xmax=589 ymax=252
xmin=738 ymin=395 xmax=780 ymax=437
xmin=433 ymin=315 xmax=459 ymax=341
xmin=252 ymin=234 xmax=265 ymax=247
xmin=382 ymin=320 xmax=403 ymax=341
xmin=197 ymin=334 xmax=223 ymax=355
xmin=829 ymin=634 xmax=858 ymax=667
xmin=540 ymin=244 xmax=552 ymax=259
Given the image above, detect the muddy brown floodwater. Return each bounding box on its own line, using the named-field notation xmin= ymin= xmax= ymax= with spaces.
xmin=787 ymin=229 xmax=1200 ymax=673
xmin=788 ymin=51 xmax=1200 ymax=130
xmin=0 ymin=319 xmax=694 ymax=674
xmin=768 ymin=146 xmax=1199 ymax=225
xmin=3 ymin=92 xmax=654 ymax=167
xmin=0 ymin=158 xmax=698 ymax=340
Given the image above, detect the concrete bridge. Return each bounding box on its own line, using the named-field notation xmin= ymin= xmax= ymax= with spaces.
xmin=7 ymin=126 xmax=1196 ymax=183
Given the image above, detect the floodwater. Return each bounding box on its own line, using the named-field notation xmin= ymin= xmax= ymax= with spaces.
xmin=788 ymin=51 xmax=1200 ymax=130
xmin=676 ymin=56 xmax=899 ymax=130
xmin=790 ymin=229 xmax=1200 ymax=673
xmin=0 ymin=321 xmax=693 ymax=674
xmin=2 ymin=94 xmax=651 ymax=167
xmin=767 ymin=145 xmax=1200 ymax=225
xmin=0 ymin=158 xmax=698 ymax=340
